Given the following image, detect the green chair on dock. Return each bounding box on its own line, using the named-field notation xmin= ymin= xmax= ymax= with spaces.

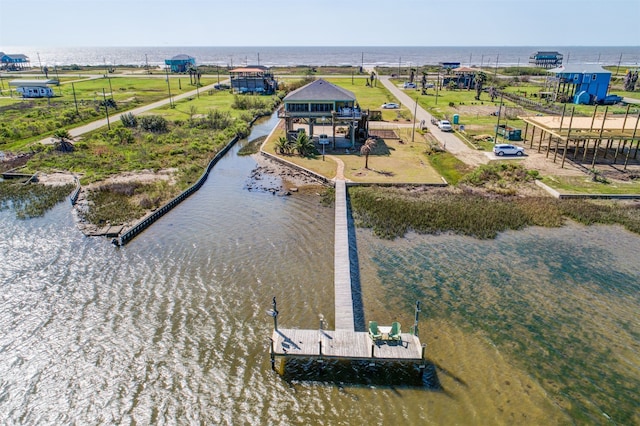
xmin=388 ymin=322 xmax=402 ymax=341
xmin=369 ymin=321 xmax=382 ymax=341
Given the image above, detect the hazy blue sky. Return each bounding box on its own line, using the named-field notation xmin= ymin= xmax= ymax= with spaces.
xmin=1 ymin=0 xmax=638 ymax=47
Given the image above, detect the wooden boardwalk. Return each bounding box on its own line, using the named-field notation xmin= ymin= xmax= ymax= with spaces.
xmin=333 ymin=179 xmax=354 ymax=331
xmin=271 ymin=328 xmax=424 ymax=362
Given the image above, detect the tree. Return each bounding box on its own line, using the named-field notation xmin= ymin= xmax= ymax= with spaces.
xmin=360 ymin=137 xmax=377 ymax=169
xmin=475 ymin=71 xmax=488 ymax=100
xmin=52 ymin=129 xmax=74 ymax=152
xmin=624 ymin=70 xmax=638 ymax=92
xmin=488 ymin=86 xmax=498 ymax=102
xmin=275 ymin=136 xmax=292 ymax=155
xmin=294 ymin=132 xmax=315 ymax=157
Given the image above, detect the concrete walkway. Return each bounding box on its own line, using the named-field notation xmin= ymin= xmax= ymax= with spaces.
xmin=378 ymin=76 xmax=488 ymax=167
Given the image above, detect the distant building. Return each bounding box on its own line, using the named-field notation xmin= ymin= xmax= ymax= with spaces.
xmin=444 ymin=66 xmax=477 ymax=89
xmin=229 ymin=65 xmax=277 ymax=94
xmin=439 ymin=62 xmax=461 ymax=69
xmin=164 ymin=54 xmax=196 ymax=73
xmin=548 ymin=65 xmax=613 ymax=104
xmin=529 ymin=51 xmax=563 ymax=69
xmin=1 ymin=52 xmax=30 ymax=71
xmin=9 ymin=79 xmax=58 ymax=98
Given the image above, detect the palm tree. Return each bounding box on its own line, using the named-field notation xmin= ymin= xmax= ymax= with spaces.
xmin=360 ymin=137 xmax=377 ymax=169
xmin=275 ymin=136 xmax=290 ymax=155
xmin=294 ymin=132 xmax=315 ymax=157
xmin=52 ymin=129 xmax=74 ymax=152
xmin=474 ymin=71 xmax=488 ymax=100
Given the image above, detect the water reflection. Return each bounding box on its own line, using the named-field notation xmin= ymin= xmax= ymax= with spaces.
xmin=0 ymin=112 xmax=638 ymax=423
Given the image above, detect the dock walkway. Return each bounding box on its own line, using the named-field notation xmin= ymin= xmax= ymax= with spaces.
xmin=333 ymin=179 xmax=354 ymax=331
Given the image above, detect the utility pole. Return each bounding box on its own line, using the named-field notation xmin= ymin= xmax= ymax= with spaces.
xmin=165 ymin=66 xmax=173 ymax=108
xmin=412 ymin=92 xmax=419 ymax=142
xmin=71 ymin=82 xmax=79 ymax=115
xmin=102 ymin=88 xmax=111 ymax=130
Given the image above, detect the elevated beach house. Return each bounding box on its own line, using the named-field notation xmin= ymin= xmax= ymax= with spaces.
xmin=529 ymin=51 xmax=563 ymax=69
xmin=229 ymin=65 xmax=277 ymax=94
xmin=1 ymin=52 xmax=30 ymax=71
xmin=9 ymin=79 xmax=58 ymax=98
xmin=278 ymin=79 xmax=369 ymax=148
xmin=164 ymin=54 xmax=195 ymax=73
xmin=548 ymin=65 xmax=614 ymax=104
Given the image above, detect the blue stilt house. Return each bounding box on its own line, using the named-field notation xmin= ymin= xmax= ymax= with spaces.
xmin=1 ymin=52 xmax=30 ymax=71
xmin=164 ymin=54 xmax=196 ymax=73
xmin=529 ymin=51 xmax=563 ymax=69
xmin=549 ymin=65 xmax=615 ymax=105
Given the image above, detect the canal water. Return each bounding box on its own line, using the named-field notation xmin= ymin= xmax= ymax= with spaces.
xmin=1 ymin=113 xmax=638 ymax=424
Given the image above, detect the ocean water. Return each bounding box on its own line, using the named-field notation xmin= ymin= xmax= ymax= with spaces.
xmin=2 ymin=45 xmax=640 ymax=68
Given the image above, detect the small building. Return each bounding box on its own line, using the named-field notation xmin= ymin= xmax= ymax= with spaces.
xmin=229 ymin=65 xmax=277 ymax=94
xmin=278 ymin=79 xmax=369 ymax=147
xmin=439 ymin=62 xmax=460 ymax=69
xmin=443 ymin=66 xmax=477 ymax=89
xmin=529 ymin=51 xmax=563 ymax=69
xmin=1 ymin=52 xmax=30 ymax=71
xmin=548 ymin=65 xmax=613 ymax=105
xmin=164 ymin=54 xmax=196 ymax=73
xmin=9 ymin=79 xmax=58 ymax=98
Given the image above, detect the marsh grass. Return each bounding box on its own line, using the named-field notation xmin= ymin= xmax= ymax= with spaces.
xmin=0 ymin=181 xmax=74 ymax=219
xmin=82 ymin=180 xmax=179 ymax=226
xmin=350 ymin=186 xmax=640 ymax=240
xmin=237 ymin=136 xmax=267 ymax=156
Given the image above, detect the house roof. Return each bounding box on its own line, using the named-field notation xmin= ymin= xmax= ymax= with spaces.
xmin=548 ymin=65 xmax=611 ymax=74
xmin=452 ymin=66 xmax=476 ymax=73
xmin=230 ymin=66 xmax=269 ymax=73
xmin=168 ymin=54 xmax=195 ymax=61
xmin=284 ymin=79 xmax=355 ymax=102
xmin=9 ymin=79 xmax=58 ymax=87
xmin=1 ymin=53 xmax=29 ymax=61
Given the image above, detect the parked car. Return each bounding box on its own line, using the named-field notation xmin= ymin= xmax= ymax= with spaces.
xmin=493 ymin=144 xmax=525 ymax=156
xmin=438 ymin=120 xmax=453 ymax=132
xmin=403 ymin=82 xmax=417 ymax=89
xmin=381 ymin=102 xmax=400 ymax=109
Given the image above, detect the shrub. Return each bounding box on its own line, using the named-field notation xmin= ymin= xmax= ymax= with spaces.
xmin=120 ymin=112 xmax=138 ymax=128
xmin=139 ymin=115 xmax=168 ymax=133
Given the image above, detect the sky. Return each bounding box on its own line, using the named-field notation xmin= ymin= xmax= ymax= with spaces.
xmin=1 ymin=0 xmax=639 ymax=47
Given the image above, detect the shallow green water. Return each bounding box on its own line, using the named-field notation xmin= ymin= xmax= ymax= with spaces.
xmin=358 ymin=224 xmax=640 ymax=424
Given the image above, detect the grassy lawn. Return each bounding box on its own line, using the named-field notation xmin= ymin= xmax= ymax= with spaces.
xmin=542 ymin=175 xmax=640 ymax=194
xmin=326 ymin=77 xmax=412 ymax=122
xmin=152 ymin=91 xmax=279 ymax=122
xmin=264 ymin=123 xmax=443 ymax=184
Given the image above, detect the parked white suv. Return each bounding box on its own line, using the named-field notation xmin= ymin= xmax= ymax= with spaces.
xmin=438 ymin=120 xmax=453 ymax=132
xmin=493 ymin=144 xmax=525 ymax=156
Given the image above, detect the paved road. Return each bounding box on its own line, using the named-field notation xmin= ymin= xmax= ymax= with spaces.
xmin=378 ymin=76 xmax=489 ymax=166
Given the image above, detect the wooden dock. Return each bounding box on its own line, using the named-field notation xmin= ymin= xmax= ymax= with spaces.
xmin=333 ymin=179 xmax=354 ymax=331
xmin=271 ymin=328 xmax=425 ymax=363
xmin=267 ymin=178 xmax=428 ymax=378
